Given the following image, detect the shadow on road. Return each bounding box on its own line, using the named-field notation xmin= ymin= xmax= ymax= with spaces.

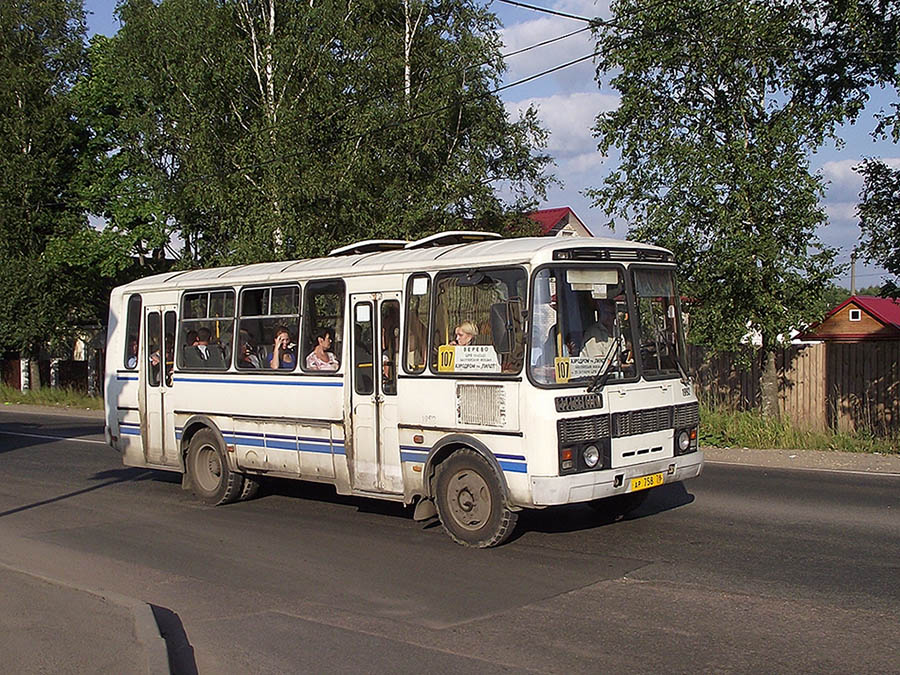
xmin=150 ymin=604 xmax=199 ymax=675
xmin=511 ymin=482 xmax=695 ymax=541
xmin=0 ymin=468 xmax=161 ymax=518
xmin=255 ymin=477 xmax=411 ymax=519
xmin=254 ymin=476 xmax=695 ymax=545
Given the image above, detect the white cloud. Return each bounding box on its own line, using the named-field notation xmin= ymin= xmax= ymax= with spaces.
xmin=500 ymin=16 xmax=598 ymax=90
xmin=562 ymin=151 xmax=608 ymax=174
xmin=506 ymin=91 xmax=618 ymax=155
xmin=819 ymin=156 xmax=900 ymax=201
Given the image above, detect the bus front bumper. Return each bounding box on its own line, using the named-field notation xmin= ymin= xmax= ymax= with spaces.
xmin=530 ymin=451 xmax=704 ymax=506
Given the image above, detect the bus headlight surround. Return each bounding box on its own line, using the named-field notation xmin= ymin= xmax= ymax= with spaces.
xmin=583 ymin=444 xmax=600 ymax=468
xmin=676 ymin=429 xmax=691 ymax=454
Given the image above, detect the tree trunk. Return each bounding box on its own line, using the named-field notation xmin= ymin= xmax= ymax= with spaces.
xmin=760 ymin=348 xmax=779 ymax=418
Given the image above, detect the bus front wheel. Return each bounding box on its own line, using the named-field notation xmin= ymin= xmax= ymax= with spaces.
xmin=434 ymin=450 xmax=517 ymax=548
xmin=185 ymin=429 xmax=245 ymax=505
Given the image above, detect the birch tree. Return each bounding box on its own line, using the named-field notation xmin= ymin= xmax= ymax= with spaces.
xmin=73 ymin=0 xmax=551 ymax=267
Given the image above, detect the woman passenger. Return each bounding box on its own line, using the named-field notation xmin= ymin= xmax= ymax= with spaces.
xmin=306 ymin=327 xmax=339 ymax=371
xmin=269 ymin=326 xmax=296 ymax=370
xmin=450 ymin=321 xmax=478 ymax=346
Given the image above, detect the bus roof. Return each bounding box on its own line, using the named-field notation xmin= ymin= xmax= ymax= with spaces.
xmin=115 ymin=235 xmax=672 ymax=292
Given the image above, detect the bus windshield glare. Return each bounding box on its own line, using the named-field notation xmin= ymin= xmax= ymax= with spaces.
xmin=529 ymin=266 xmax=687 ymax=386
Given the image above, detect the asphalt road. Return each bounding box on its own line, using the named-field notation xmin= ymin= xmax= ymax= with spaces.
xmin=0 ymin=408 xmax=898 ymax=674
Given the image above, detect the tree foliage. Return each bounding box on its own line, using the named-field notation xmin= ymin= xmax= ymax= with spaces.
xmin=0 ymin=0 xmax=111 ymax=356
xmin=857 ymin=159 xmax=900 ymax=297
xmin=589 ymin=0 xmax=899 ymax=351
xmin=70 ymin=0 xmax=551 ymax=268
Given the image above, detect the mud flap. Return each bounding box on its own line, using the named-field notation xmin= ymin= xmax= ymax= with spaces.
xmin=413 ymin=497 xmax=437 ymax=521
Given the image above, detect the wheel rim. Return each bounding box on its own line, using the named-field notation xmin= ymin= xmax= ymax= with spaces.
xmin=193 ymin=443 xmax=222 ymax=493
xmin=446 ymin=469 xmax=492 ymax=531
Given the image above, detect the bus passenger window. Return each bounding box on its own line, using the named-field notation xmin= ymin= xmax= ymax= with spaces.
xmin=430 ymin=268 xmax=526 ymax=375
xmin=302 ymin=280 xmax=345 ymax=373
xmin=237 ymin=285 xmax=300 ymax=370
xmin=123 ymin=295 xmax=142 ymax=370
xmin=178 ymin=290 xmax=235 ymax=371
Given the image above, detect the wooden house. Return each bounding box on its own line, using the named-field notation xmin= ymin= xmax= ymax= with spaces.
xmin=799 ymin=295 xmax=900 ymax=342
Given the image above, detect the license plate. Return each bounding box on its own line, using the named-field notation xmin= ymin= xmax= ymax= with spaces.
xmin=630 ymin=472 xmax=664 ymax=492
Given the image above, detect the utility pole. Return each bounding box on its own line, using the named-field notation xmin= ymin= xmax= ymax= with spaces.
xmin=850 ymin=251 xmax=857 ymax=295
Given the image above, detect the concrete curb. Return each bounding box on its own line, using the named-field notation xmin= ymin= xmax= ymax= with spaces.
xmin=702 ymin=445 xmax=900 ymax=476
xmin=0 ymin=562 xmax=171 ymax=675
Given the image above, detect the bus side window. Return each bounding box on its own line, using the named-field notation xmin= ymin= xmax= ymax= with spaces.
xmin=124 ymin=294 xmax=142 ymax=370
xmin=237 ymin=285 xmax=300 ymax=370
xmin=404 ymin=274 xmax=430 ymax=374
xmin=178 ymin=289 xmax=235 ymax=371
xmin=301 ymin=280 xmax=345 ymax=373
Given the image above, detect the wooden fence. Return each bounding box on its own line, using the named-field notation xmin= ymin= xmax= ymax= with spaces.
xmin=690 ymin=341 xmax=900 ymax=435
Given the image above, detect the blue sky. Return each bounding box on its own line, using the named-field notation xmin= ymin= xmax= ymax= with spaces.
xmin=84 ymin=0 xmax=896 ymax=289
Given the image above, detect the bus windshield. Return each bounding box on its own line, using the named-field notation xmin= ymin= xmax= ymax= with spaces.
xmin=632 ymin=268 xmax=687 ymax=379
xmin=529 ymin=267 xmax=636 ymax=386
xmin=529 ymin=265 xmax=688 ymax=386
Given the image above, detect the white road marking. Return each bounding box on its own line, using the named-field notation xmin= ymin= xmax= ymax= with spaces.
xmin=0 ymin=430 xmax=107 ymax=446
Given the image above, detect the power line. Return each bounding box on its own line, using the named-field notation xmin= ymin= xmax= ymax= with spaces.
xmin=495 ymin=0 xmax=593 ymax=23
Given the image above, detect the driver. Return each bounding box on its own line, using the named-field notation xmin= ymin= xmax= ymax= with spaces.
xmin=580 ymin=300 xmax=617 ymax=358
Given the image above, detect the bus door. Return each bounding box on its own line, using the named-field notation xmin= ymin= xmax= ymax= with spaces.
xmin=349 ymin=293 xmax=402 ymax=493
xmin=143 ymin=306 xmax=177 ymax=466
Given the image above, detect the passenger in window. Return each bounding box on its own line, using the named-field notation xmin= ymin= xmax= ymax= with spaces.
xmin=450 ymin=321 xmax=478 ymax=346
xmin=306 ymin=327 xmax=339 ymax=371
xmin=580 ymin=301 xmax=618 ymax=358
xmin=269 ymin=326 xmax=296 ymax=370
xmin=238 ymin=333 xmax=262 ymax=369
xmin=184 ymin=327 xmax=226 ymax=368
xmin=126 ymin=336 xmax=138 ymax=369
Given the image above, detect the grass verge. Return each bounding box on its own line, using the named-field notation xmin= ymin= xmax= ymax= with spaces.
xmin=700 ymin=402 xmax=899 ymax=454
xmin=1 ymin=384 xmax=103 ymax=411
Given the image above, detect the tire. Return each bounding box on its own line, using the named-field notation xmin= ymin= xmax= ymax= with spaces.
xmin=589 ymin=489 xmax=650 ymax=517
xmin=239 ymin=475 xmax=261 ymax=501
xmin=434 ymin=449 xmax=517 ymax=548
xmin=185 ymin=428 xmax=245 ymax=505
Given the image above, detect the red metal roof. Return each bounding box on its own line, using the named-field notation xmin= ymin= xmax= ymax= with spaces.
xmin=827 ymin=295 xmax=900 ymax=330
xmin=528 ymin=207 xmax=575 ymax=235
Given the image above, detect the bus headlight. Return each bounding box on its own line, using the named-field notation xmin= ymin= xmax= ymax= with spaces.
xmin=583 ymin=445 xmax=600 ymax=468
xmin=676 ymin=429 xmax=691 ymax=454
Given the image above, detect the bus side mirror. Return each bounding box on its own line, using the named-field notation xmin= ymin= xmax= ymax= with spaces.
xmin=490 ymin=303 xmax=512 ymax=354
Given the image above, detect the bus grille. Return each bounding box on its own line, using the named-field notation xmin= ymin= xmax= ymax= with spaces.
xmin=674 ymin=402 xmax=700 ymax=428
xmin=557 ymin=414 xmax=611 ymax=445
xmin=456 ymin=384 xmax=506 ymax=427
xmin=612 ymin=406 xmax=674 ymax=437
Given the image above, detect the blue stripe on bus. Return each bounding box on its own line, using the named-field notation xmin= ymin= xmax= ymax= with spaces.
xmin=173 ymin=426 xmax=344 ymax=454
xmin=399 ymin=445 xmax=527 ymax=474
xmin=498 ymin=460 xmax=528 ymax=473
xmin=116 ymin=375 xmax=138 ymax=381
xmin=120 ymin=427 xmax=141 ymax=436
xmin=172 ymin=376 xmax=342 ymax=387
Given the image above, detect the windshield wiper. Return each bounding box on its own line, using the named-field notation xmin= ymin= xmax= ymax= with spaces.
xmin=587 ymin=339 xmax=619 ymax=393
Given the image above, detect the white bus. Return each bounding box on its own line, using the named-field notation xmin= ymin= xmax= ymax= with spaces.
xmin=104 ymin=232 xmax=702 ymax=547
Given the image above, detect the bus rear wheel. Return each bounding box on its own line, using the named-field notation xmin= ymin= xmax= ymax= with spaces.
xmin=185 ymin=429 xmax=245 ymax=505
xmin=434 ymin=450 xmax=517 ymax=548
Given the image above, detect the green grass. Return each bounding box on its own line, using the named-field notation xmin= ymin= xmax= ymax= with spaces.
xmin=0 ymin=383 xmax=103 ymax=411
xmin=700 ymin=402 xmax=900 ymax=454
